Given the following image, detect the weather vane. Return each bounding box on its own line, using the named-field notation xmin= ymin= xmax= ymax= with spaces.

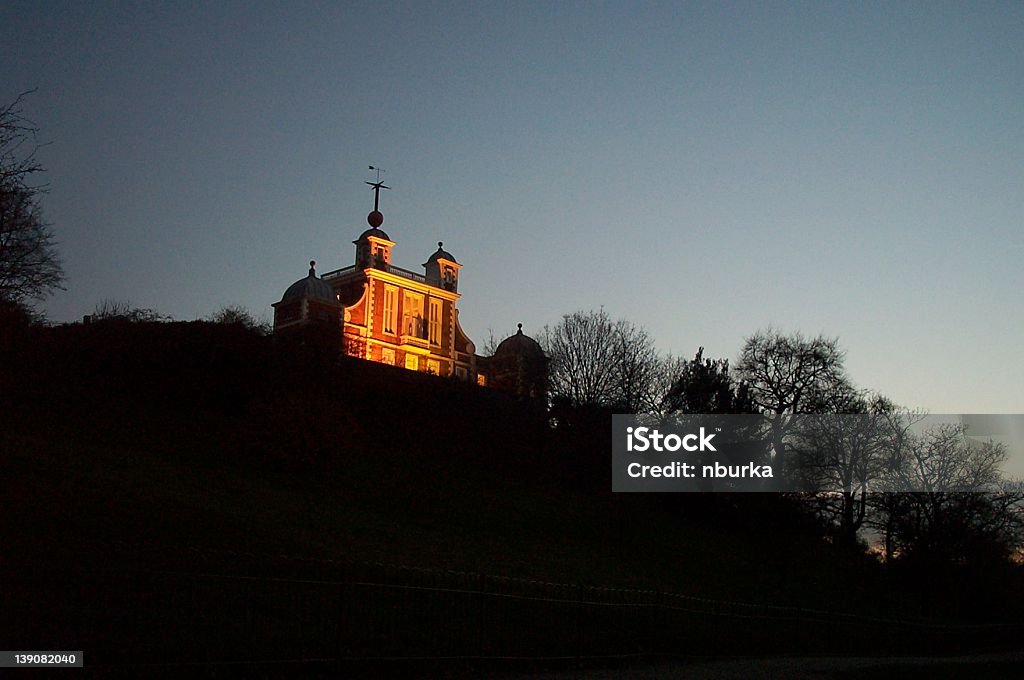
xmin=366 ymin=165 xmax=390 ymax=212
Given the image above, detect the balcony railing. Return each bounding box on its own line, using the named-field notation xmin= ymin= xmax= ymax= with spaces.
xmin=321 ymin=262 xmax=427 ymax=284
xmin=321 ymin=265 xmax=357 ymax=281
xmin=387 ymin=264 xmax=427 ymax=284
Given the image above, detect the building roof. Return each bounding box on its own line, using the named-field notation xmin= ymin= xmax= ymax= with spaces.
xmin=354 ymin=227 xmax=391 ymax=243
xmin=281 ymin=261 xmax=337 ymax=303
xmin=424 ymin=241 xmax=457 ymax=265
xmin=494 ymin=324 xmax=544 ymax=359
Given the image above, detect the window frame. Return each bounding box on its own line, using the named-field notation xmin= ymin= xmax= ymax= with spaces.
xmin=382 ymin=285 xmax=398 ymax=334
xmin=428 ymin=298 xmax=442 ymax=345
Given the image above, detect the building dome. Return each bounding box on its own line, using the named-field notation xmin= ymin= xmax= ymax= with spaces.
xmin=423 ymin=241 xmax=457 ymax=265
xmin=489 ymin=324 xmax=548 ymax=399
xmin=281 ymin=261 xmax=337 ymax=303
xmin=354 ymin=227 xmax=391 ymax=243
xmin=494 ymin=324 xmax=544 ymax=359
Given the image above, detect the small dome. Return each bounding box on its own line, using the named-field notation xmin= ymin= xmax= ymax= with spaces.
xmin=494 ymin=324 xmax=544 ymax=359
xmin=424 ymin=241 xmax=457 ymax=265
xmin=281 ymin=261 xmax=337 ymax=303
xmin=354 ymin=227 xmax=391 ymax=243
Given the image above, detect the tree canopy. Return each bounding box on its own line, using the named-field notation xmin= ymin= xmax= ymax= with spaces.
xmin=0 ymin=91 xmax=63 ymax=305
xmin=542 ymin=308 xmax=662 ymax=412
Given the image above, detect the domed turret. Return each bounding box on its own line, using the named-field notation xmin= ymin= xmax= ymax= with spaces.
xmin=423 ymin=242 xmax=461 ymax=292
xmin=488 ymin=324 xmax=548 ymax=398
xmin=494 ymin=324 xmax=544 ymax=359
xmin=356 ymin=226 xmax=391 ymax=242
xmin=281 ymin=261 xmax=337 ymax=303
xmin=424 ymin=242 xmax=457 ymax=265
xmin=272 ymin=261 xmax=341 ymax=336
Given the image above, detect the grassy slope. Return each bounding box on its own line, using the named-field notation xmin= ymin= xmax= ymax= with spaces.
xmin=0 ymin=320 xmax=983 ymax=620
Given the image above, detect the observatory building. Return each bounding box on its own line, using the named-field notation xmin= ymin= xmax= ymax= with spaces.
xmin=272 ymin=176 xmax=546 ymax=394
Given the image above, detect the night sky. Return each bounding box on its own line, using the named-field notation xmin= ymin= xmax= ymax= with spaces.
xmin=3 ymin=1 xmax=1022 ymax=413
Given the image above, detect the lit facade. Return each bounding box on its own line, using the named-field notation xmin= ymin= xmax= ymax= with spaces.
xmin=273 ymin=204 xmax=481 ymax=382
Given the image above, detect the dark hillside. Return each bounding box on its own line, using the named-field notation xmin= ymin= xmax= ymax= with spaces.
xmin=2 ymin=319 xmax=1021 ymax=674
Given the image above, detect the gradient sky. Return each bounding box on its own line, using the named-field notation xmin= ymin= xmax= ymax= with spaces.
xmin=3 ymin=1 xmax=1022 ymax=414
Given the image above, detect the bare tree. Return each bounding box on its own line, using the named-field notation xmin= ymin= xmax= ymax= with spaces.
xmin=867 ymin=420 xmax=1023 ymax=564
xmin=610 ymin=320 xmax=661 ymax=413
xmin=734 ymin=329 xmax=852 ymax=477
xmin=0 ymin=91 xmax=63 ymax=305
xmin=792 ymin=392 xmax=900 ymax=546
xmin=889 ymin=422 xmax=1005 ymax=494
xmin=90 ymin=298 xmax=170 ymax=323
xmin=543 ymin=309 xmax=618 ymax=408
xmin=541 ymin=309 xmax=661 ymax=412
xmin=482 ymin=326 xmax=516 ymax=356
xmin=645 ymin=352 xmax=691 ymax=417
xmin=209 ymin=304 xmax=271 ymax=335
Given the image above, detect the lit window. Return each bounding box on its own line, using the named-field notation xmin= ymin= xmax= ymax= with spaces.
xmin=427 ymin=359 xmax=440 ymax=375
xmin=383 ymin=285 xmax=398 ymax=334
xmin=381 ymin=348 xmax=395 ymax=365
xmin=476 ymin=374 xmax=486 ymax=386
xmin=405 ymin=354 xmax=419 ymax=371
xmin=403 ymin=292 xmax=424 ymax=337
xmin=428 ymin=299 xmax=442 ymax=345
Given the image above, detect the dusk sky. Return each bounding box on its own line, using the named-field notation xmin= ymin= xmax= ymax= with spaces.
xmin=3 ymin=1 xmax=1022 ymax=414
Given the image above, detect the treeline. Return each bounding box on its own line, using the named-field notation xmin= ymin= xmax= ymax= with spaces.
xmin=4 ymin=299 xmax=1022 ymax=583
xmin=540 ymin=309 xmax=1024 ymax=570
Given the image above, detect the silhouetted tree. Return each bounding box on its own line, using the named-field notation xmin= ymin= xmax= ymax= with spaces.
xmin=482 ymin=326 xmax=516 ymax=356
xmin=734 ymin=329 xmax=852 ymax=478
xmin=663 ymin=347 xmax=755 ymax=415
xmin=884 ymin=490 xmax=1024 ymax=568
xmin=90 ymin=298 xmax=170 ymax=322
xmin=209 ymin=304 xmax=271 ymax=335
xmin=542 ymin=309 xmax=660 ymax=412
xmin=868 ymin=422 xmax=1024 ymax=565
xmin=0 ymin=296 xmax=41 ymax=358
xmin=0 ymin=91 xmax=63 ymax=304
xmin=643 ymin=352 xmax=688 ymax=417
xmin=791 ymin=391 xmax=900 ymax=547
xmin=610 ymin=319 xmax=661 ymax=413
xmin=897 ymin=422 xmax=1004 ymax=493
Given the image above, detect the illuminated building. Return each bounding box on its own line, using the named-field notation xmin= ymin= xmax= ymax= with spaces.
xmin=273 ymin=177 xmax=484 ymax=382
